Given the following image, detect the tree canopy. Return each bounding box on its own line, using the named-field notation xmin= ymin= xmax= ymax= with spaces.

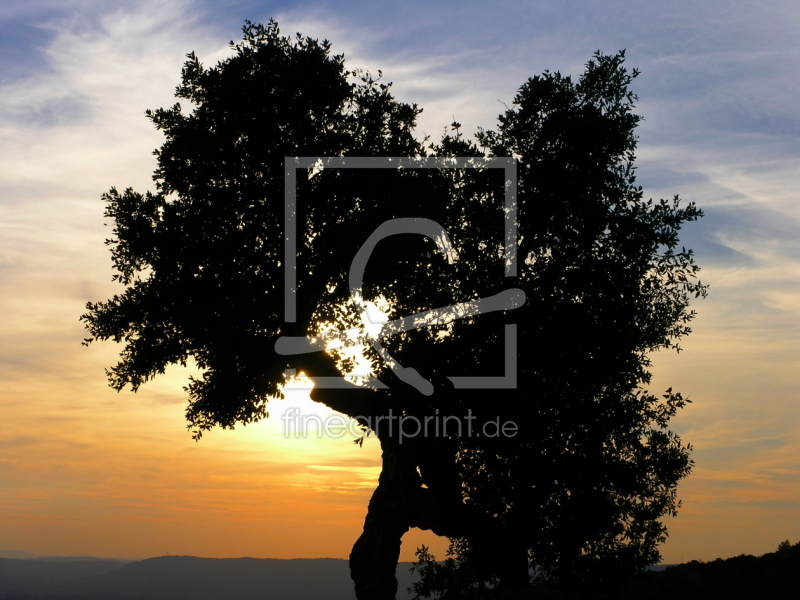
xmin=82 ymin=20 xmax=706 ymax=599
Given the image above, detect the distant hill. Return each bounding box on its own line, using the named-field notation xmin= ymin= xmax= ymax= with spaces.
xmin=0 ymin=555 xmax=419 ymax=600
xmin=3 ymin=543 xmax=796 ymax=600
xmin=0 ymin=556 xmax=130 ymax=598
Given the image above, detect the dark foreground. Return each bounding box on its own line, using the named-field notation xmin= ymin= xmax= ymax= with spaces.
xmin=616 ymin=542 xmax=800 ymax=600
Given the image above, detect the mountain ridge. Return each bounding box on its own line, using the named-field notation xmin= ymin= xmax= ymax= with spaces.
xmin=0 ymin=555 xmax=418 ymax=600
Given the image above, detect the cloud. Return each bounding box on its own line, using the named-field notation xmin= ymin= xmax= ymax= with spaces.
xmin=0 ymin=0 xmax=229 ymax=386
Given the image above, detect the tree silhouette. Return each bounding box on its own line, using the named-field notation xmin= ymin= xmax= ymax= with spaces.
xmin=82 ymin=21 xmax=706 ymax=599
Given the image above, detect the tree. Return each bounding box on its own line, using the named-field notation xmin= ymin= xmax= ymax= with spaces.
xmin=82 ymin=21 xmax=705 ymax=600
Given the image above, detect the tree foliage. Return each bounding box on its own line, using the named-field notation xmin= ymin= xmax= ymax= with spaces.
xmin=82 ymin=21 xmax=706 ymax=599
xmin=405 ymin=50 xmax=706 ymax=596
xmin=82 ymin=20 xmax=424 ymax=436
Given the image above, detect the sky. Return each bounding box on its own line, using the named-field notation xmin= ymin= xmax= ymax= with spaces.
xmin=0 ymin=0 xmax=798 ymax=566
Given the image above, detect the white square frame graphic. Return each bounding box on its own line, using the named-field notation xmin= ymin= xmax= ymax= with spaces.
xmin=283 ymin=156 xmax=518 ymax=390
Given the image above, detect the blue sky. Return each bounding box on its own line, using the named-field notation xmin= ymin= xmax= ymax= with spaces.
xmin=1 ymin=0 xmax=798 ymax=563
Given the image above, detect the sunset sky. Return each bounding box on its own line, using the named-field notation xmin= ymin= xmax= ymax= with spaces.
xmin=1 ymin=0 xmax=798 ymax=565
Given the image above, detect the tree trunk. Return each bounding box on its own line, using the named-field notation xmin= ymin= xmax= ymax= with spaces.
xmin=296 ymin=355 xmax=472 ymax=597
xmin=348 ymin=424 xmax=475 ymax=598
xmin=349 ymin=437 xmax=415 ymax=600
